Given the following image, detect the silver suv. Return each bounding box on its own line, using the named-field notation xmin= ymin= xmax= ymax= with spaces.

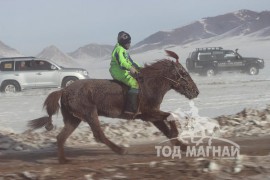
xmin=0 ymin=57 xmax=89 ymax=93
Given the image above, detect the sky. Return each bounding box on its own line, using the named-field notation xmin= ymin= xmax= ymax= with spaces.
xmin=0 ymin=0 xmax=269 ymax=55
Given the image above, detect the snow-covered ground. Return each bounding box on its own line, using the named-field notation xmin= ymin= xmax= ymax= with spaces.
xmin=0 ymin=36 xmax=269 ymax=133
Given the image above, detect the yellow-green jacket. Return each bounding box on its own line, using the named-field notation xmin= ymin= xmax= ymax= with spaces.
xmin=109 ymin=43 xmax=141 ymax=89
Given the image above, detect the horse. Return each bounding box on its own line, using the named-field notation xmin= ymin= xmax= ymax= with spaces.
xmin=27 ymin=50 xmax=199 ymax=163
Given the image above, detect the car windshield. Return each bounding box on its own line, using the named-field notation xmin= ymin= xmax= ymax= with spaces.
xmin=190 ymin=52 xmax=197 ymax=59
xmin=224 ymin=51 xmax=236 ymax=58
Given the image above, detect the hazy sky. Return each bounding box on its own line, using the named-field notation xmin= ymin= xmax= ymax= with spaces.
xmin=0 ymin=0 xmax=269 ymax=55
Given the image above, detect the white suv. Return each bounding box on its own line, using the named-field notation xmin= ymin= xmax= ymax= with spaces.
xmin=0 ymin=57 xmax=89 ymax=93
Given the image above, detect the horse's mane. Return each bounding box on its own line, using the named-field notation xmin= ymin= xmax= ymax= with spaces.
xmin=140 ymin=50 xmax=179 ymax=78
xmin=141 ymin=59 xmax=173 ymax=77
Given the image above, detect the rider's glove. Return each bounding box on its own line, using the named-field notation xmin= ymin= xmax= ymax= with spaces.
xmin=130 ymin=66 xmax=138 ymax=75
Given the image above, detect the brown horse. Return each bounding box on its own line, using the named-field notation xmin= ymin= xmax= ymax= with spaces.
xmin=28 ymin=50 xmax=199 ymax=163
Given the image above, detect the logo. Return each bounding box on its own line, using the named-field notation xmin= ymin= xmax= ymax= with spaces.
xmin=155 ymin=101 xmax=240 ymax=159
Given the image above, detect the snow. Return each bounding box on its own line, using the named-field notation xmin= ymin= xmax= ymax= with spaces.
xmin=199 ymin=19 xmax=217 ymax=36
xmin=0 ymin=36 xmax=270 ymax=133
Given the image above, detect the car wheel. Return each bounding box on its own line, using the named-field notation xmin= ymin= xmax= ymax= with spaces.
xmin=1 ymin=81 xmax=21 ymax=93
xmin=248 ymin=66 xmax=259 ymax=75
xmin=62 ymin=77 xmax=78 ymax=88
xmin=205 ymin=68 xmax=216 ymax=77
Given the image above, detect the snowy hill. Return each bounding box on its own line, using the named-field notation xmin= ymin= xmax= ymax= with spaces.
xmin=37 ymin=45 xmax=77 ymax=67
xmin=132 ymin=10 xmax=270 ymax=53
xmin=0 ymin=40 xmax=24 ymax=57
xmin=69 ymin=43 xmax=114 ymax=59
xmin=1 ymin=9 xmax=269 ymax=62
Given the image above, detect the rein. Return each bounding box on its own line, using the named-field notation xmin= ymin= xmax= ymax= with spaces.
xmin=145 ymin=62 xmax=189 ymax=86
xmin=162 ymin=76 xmax=180 ymax=85
xmin=162 ymin=72 xmax=189 ymax=86
xmin=138 ymin=65 xmax=189 ymax=88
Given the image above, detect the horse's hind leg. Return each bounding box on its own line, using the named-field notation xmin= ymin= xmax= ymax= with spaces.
xmin=57 ymin=109 xmax=81 ymax=164
xmin=86 ymin=107 xmax=126 ymax=155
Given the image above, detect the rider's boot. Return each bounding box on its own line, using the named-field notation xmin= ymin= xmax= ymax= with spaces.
xmin=125 ymin=88 xmax=139 ymax=114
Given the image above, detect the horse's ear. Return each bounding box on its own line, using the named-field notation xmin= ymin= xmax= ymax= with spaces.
xmin=165 ymin=50 xmax=179 ymax=64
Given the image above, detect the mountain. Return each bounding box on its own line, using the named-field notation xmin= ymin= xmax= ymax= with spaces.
xmin=132 ymin=9 xmax=270 ymax=53
xmin=69 ymin=43 xmax=114 ymax=59
xmin=0 ymin=40 xmax=24 ymax=57
xmin=37 ymin=45 xmax=76 ymax=67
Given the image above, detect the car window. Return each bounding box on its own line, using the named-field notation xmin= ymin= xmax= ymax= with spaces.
xmin=198 ymin=52 xmax=211 ymax=61
xmin=212 ymin=51 xmax=224 ymax=60
xmin=34 ymin=60 xmax=52 ymax=70
xmin=0 ymin=61 xmax=14 ymax=71
xmin=15 ymin=60 xmax=34 ymax=71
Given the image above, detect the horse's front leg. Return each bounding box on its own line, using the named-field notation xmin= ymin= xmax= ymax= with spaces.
xmin=165 ymin=112 xmax=188 ymax=151
xmin=140 ymin=111 xmax=187 ymax=151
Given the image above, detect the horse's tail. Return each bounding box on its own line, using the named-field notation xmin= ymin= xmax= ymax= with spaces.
xmin=27 ymin=89 xmax=63 ymax=131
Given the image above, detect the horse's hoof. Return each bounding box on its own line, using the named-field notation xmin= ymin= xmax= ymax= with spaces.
xmin=180 ymin=143 xmax=188 ymax=152
xmin=120 ymin=147 xmax=128 ymax=155
xmin=173 ymin=140 xmax=188 ymax=152
xmin=45 ymin=123 xmax=54 ymax=131
xmin=59 ymin=158 xmax=70 ymax=164
xmin=116 ymin=147 xmax=128 ymax=155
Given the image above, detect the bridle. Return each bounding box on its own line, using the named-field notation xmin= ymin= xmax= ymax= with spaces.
xmin=162 ymin=76 xmax=180 ymax=85
xmin=162 ymin=65 xmax=189 ymax=86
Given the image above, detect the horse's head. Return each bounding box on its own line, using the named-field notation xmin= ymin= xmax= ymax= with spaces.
xmin=164 ymin=50 xmax=199 ymax=99
xmin=139 ymin=50 xmax=199 ymax=100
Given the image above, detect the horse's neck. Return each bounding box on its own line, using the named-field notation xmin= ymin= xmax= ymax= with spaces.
xmin=140 ymin=78 xmax=171 ymax=106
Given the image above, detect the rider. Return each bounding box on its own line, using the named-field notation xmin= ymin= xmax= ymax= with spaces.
xmin=110 ymin=31 xmax=141 ymax=114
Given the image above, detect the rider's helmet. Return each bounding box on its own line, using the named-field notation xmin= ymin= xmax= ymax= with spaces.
xmin=117 ymin=31 xmax=131 ymax=49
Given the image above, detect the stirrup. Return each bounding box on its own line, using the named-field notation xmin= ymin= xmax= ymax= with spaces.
xmin=124 ymin=109 xmax=141 ymax=119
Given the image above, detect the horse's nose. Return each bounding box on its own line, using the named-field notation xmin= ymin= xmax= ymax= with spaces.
xmin=194 ymin=89 xmax=199 ymax=97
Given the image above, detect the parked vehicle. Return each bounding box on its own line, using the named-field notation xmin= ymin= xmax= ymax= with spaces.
xmin=186 ymin=47 xmax=264 ymax=76
xmin=0 ymin=56 xmax=89 ymax=93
